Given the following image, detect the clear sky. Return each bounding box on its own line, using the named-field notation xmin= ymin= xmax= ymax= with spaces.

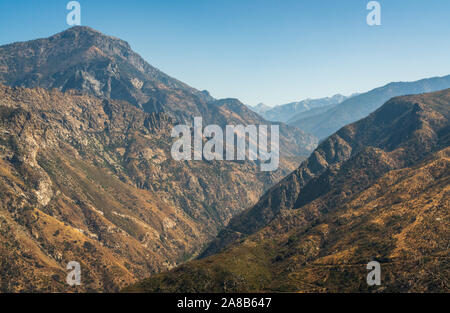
xmin=1 ymin=0 xmax=450 ymax=106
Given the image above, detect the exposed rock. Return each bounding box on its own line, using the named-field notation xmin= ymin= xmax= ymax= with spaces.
xmin=128 ymin=89 xmax=450 ymax=293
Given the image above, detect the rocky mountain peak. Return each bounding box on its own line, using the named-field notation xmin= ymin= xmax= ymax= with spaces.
xmin=0 ymin=27 xmax=319 ymax=158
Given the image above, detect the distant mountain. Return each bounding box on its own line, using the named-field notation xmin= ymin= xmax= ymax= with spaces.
xmin=286 ymin=103 xmax=337 ymax=124
xmin=0 ymin=84 xmax=300 ymax=292
xmin=0 ymin=26 xmax=317 ymax=158
xmin=248 ymin=103 xmax=271 ymax=115
xmin=127 ymin=88 xmax=450 ymax=293
xmin=289 ymin=75 xmax=450 ymax=139
xmin=0 ymin=26 xmax=211 ymax=119
xmin=261 ymin=94 xmax=349 ymax=123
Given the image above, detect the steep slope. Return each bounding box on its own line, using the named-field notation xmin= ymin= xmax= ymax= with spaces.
xmin=261 ymin=94 xmax=348 ymax=123
xmin=286 ymin=103 xmax=339 ymax=125
xmin=128 ymin=147 xmax=449 ymax=292
xmin=0 ymin=27 xmax=318 ymax=292
xmin=202 ymin=88 xmax=450 ymax=257
xmin=290 ymin=75 xmax=450 ymax=139
xmin=127 ymin=89 xmax=450 ymax=292
xmin=0 ymin=84 xmax=292 ymax=292
xmin=0 ymin=26 xmax=317 ymax=158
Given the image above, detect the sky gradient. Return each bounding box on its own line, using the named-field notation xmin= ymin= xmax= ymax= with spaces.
xmin=1 ymin=0 xmax=450 ymax=106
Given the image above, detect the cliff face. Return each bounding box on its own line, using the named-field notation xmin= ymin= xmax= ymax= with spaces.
xmin=128 ymin=89 xmax=449 ymax=293
xmin=0 ymin=84 xmax=291 ymax=292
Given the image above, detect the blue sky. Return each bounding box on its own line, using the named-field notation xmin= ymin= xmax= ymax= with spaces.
xmin=1 ymin=0 xmax=450 ymax=106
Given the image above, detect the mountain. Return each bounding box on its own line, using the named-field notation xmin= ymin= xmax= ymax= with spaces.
xmin=248 ymin=103 xmax=271 ymax=115
xmin=0 ymin=27 xmax=317 ymax=292
xmin=289 ymin=75 xmax=450 ymax=139
xmin=0 ymin=26 xmax=317 ymax=158
xmin=0 ymin=84 xmax=297 ymax=292
xmin=0 ymin=26 xmax=209 ymax=118
xmin=286 ymin=103 xmax=338 ymax=124
xmin=126 ymin=88 xmax=450 ymax=293
xmin=261 ymin=94 xmax=348 ymax=123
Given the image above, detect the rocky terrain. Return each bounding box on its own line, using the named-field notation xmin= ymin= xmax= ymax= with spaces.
xmin=0 ymin=26 xmax=318 ymax=158
xmin=1 ymin=26 xmax=448 ymax=294
xmin=0 ymin=84 xmax=297 ymax=292
xmin=0 ymin=27 xmax=321 ymax=292
xmin=127 ymin=89 xmax=450 ymax=293
xmin=248 ymin=103 xmax=271 ymax=115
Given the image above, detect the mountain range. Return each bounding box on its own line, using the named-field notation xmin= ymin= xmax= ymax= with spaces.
xmin=288 ymin=76 xmax=450 ymax=139
xmin=248 ymin=103 xmax=271 ymax=115
xmin=0 ymin=26 xmax=448 ymax=293
xmin=251 ymin=94 xmax=350 ymax=123
xmin=0 ymin=26 xmax=317 ymax=158
xmin=0 ymin=27 xmax=317 ymax=292
xmin=127 ymin=88 xmax=450 ymax=293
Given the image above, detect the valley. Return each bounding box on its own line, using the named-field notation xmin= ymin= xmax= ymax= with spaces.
xmin=127 ymin=89 xmax=450 ymax=293
xmin=0 ymin=25 xmax=448 ymax=294
xmin=0 ymin=27 xmax=317 ymax=292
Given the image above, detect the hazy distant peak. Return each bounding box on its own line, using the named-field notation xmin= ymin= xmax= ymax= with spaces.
xmin=0 ymin=27 xmax=318 ymax=158
xmin=249 ymin=102 xmax=271 ymax=114
xmin=260 ymin=94 xmax=349 ymax=123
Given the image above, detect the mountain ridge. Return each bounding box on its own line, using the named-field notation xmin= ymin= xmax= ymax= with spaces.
xmin=0 ymin=26 xmax=318 ymax=158
xmin=257 ymin=94 xmax=349 ymax=123
xmin=289 ymin=75 xmax=450 ymax=139
xmin=127 ymin=88 xmax=450 ymax=293
xmin=0 ymin=82 xmax=293 ymax=292
xmin=0 ymin=27 xmax=319 ymax=292
xmin=199 ymin=87 xmax=450 ymax=258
